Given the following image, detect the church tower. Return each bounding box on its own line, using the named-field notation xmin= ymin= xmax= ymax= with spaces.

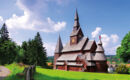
xmin=70 ymin=10 xmax=84 ymax=45
xmin=53 ymin=35 xmax=63 ymax=69
xmin=94 ymin=35 xmax=108 ymax=72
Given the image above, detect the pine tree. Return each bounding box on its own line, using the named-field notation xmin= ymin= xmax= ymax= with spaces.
xmin=0 ymin=23 xmax=18 ymax=65
xmin=0 ymin=23 xmax=9 ymax=41
xmin=21 ymin=32 xmax=47 ymax=67
xmin=34 ymin=32 xmax=47 ymax=67
xmin=0 ymin=39 xmax=18 ymax=65
xmin=22 ymin=41 xmax=29 ymax=64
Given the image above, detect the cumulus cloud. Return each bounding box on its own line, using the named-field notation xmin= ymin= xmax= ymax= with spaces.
xmin=101 ymin=34 xmax=119 ymax=47
xmin=91 ymin=27 xmax=120 ymax=55
xmin=5 ymin=0 xmax=66 ymax=32
xmin=91 ymin=27 xmax=102 ymax=38
xmin=0 ymin=16 xmax=4 ymax=24
xmin=110 ymin=34 xmax=119 ymax=43
xmin=105 ymin=44 xmax=121 ymax=55
xmin=101 ymin=34 xmax=110 ymax=47
xmin=44 ymin=42 xmax=56 ymax=56
xmin=101 ymin=34 xmax=119 ymax=55
xmin=6 ymin=12 xmax=66 ymax=32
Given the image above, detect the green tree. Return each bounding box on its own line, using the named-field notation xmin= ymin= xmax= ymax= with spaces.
xmin=0 ymin=23 xmax=9 ymax=41
xmin=22 ymin=41 xmax=29 ymax=64
xmin=15 ymin=46 xmax=25 ymax=63
xmin=34 ymin=32 xmax=47 ymax=67
xmin=116 ymin=31 xmax=130 ymax=62
xmin=21 ymin=32 xmax=47 ymax=67
xmin=0 ymin=23 xmax=18 ymax=65
xmin=0 ymin=40 xmax=18 ymax=65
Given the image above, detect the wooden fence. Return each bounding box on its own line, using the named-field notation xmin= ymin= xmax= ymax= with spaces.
xmin=24 ymin=65 xmax=36 ymax=80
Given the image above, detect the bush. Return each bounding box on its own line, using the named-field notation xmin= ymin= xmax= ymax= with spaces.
xmin=128 ymin=67 xmax=130 ymax=74
xmin=116 ymin=64 xmax=129 ymax=74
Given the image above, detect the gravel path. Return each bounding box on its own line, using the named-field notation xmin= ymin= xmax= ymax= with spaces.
xmin=0 ymin=66 xmax=10 ymax=80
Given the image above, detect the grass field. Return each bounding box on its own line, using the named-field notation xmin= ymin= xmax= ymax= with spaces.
xmin=4 ymin=63 xmax=130 ymax=80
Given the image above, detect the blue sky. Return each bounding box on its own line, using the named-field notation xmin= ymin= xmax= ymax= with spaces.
xmin=0 ymin=0 xmax=130 ymax=56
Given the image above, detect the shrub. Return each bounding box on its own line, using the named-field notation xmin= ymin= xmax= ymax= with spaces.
xmin=128 ymin=67 xmax=130 ymax=74
xmin=116 ymin=64 xmax=129 ymax=74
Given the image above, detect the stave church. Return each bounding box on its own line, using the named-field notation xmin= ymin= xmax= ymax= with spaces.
xmin=53 ymin=10 xmax=108 ymax=72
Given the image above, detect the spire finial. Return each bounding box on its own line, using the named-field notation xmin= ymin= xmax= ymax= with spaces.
xmin=58 ymin=34 xmax=61 ymax=41
xmin=98 ymin=35 xmax=102 ymax=45
xmin=99 ymin=35 xmax=101 ymax=40
xmin=75 ymin=8 xmax=79 ymax=20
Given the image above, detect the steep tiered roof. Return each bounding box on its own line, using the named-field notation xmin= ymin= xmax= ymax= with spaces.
xmin=70 ymin=9 xmax=83 ymax=37
xmin=55 ymin=35 xmax=63 ymax=53
xmin=94 ymin=39 xmax=106 ymax=61
xmin=62 ymin=37 xmax=88 ymax=52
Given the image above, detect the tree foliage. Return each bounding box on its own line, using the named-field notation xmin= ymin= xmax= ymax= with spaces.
xmin=0 ymin=40 xmax=18 ymax=65
xmin=0 ymin=23 xmax=48 ymax=67
xmin=0 ymin=23 xmax=18 ymax=65
xmin=0 ymin=23 xmax=9 ymax=41
xmin=116 ymin=31 xmax=130 ymax=62
xmin=21 ymin=32 xmax=47 ymax=67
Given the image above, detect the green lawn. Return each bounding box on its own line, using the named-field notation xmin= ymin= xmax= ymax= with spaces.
xmin=4 ymin=63 xmax=130 ymax=80
xmin=4 ymin=63 xmax=24 ymax=80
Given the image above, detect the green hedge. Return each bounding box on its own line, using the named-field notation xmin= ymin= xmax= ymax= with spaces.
xmin=116 ymin=64 xmax=129 ymax=74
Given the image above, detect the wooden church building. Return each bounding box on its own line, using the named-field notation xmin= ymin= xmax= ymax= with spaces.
xmin=53 ymin=10 xmax=108 ymax=72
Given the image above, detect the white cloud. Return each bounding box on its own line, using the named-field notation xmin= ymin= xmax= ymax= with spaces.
xmin=5 ymin=0 xmax=66 ymax=32
xmin=6 ymin=11 xmax=66 ymax=32
xmin=91 ymin=27 xmax=120 ymax=55
xmin=46 ymin=17 xmax=66 ymax=32
xmin=91 ymin=27 xmax=102 ymax=38
xmin=0 ymin=16 xmax=3 ymax=22
xmin=6 ymin=12 xmax=32 ymax=30
xmin=105 ymin=44 xmax=121 ymax=55
xmin=101 ymin=34 xmax=110 ymax=47
xmin=110 ymin=34 xmax=119 ymax=43
xmin=101 ymin=34 xmax=119 ymax=47
xmin=101 ymin=34 xmax=119 ymax=55
xmin=44 ymin=42 xmax=56 ymax=56
xmin=0 ymin=16 xmax=4 ymax=24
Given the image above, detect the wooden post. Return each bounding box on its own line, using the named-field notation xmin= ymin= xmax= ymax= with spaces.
xmin=25 ymin=67 xmax=30 ymax=80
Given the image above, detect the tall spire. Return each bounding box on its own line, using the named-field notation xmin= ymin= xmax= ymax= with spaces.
xmin=70 ymin=9 xmax=84 ymax=39
xmin=75 ymin=9 xmax=79 ymax=20
xmin=73 ymin=9 xmax=80 ymax=31
xmin=55 ymin=35 xmax=63 ymax=53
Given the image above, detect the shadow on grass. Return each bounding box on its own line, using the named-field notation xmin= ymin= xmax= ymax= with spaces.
xmin=4 ymin=75 xmax=24 ymax=80
xmin=34 ymin=72 xmax=100 ymax=80
xmin=4 ymin=72 xmax=100 ymax=80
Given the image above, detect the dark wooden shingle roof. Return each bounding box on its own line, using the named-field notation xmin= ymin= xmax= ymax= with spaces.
xmin=62 ymin=37 xmax=88 ymax=52
xmin=55 ymin=35 xmax=63 ymax=53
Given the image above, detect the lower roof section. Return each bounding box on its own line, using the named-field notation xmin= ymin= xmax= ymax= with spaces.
xmin=57 ymin=53 xmax=81 ymax=61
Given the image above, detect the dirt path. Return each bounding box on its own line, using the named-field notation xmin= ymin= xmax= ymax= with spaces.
xmin=0 ymin=66 xmax=10 ymax=80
